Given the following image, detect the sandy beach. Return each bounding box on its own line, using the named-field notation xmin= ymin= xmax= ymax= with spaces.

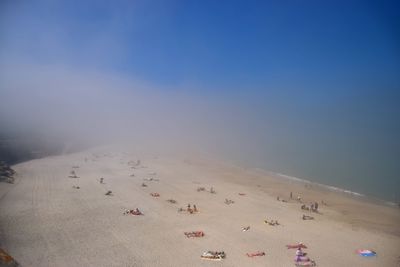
xmin=0 ymin=147 xmax=399 ymax=267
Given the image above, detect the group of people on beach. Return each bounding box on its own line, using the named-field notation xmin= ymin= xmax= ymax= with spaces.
xmin=186 ymin=203 xmax=198 ymax=213
xmin=177 ymin=204 xmax=199 ymax=214
xmin=301 ymin=202 xmax=319 ymax=212
xmin=123 ymin=208 xmax=143 ymax=216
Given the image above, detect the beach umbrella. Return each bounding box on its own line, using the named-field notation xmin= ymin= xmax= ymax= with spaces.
xmin=356 ymin=249 xmax=376 ymax=257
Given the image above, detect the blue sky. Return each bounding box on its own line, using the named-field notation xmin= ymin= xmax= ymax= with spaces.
xmin=1 ymin=0 xmax=400 ymax=200
xmin=1 ymin=0 xmax=399 ymax=89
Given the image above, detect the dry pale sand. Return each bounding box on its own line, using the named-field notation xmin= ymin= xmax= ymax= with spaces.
xmin=0 ymin=147 xmax=399 ymax=267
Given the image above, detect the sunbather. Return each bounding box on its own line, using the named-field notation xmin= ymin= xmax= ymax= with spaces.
xmin=184 ymin=231 xmax=204 ymax=237
xmin=295 ymin=255 xmax=311 ymax=262
xmin=124 ymin=208 xmax=143 ymax=215
xmin=265 ymin=219 xmax=280 ymax=226
xmin=302 ymin=215 xmax=314 ymax=220
xmin=246 ymin=251 xmax=265 ymax=257
xmin=224 ymin=199 xmax=234 ymax=204
xmin=301 ymin=204 xmax=310 ymax=211
xmin=132 ymin=208 xmax=143 ymax=215
xmin=242 ymin=226 xmax=250 ymax=231
xmin=286 ymin=243 xmax=307 ymax=249
xmin=295 ymin=260 xmax=316 ymax=266
xmin=201 ymin=251 xmax=225 ymax=260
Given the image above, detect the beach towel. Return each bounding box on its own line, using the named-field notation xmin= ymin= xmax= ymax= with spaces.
xmin=286 ymin=244 xmax=307 ymax=249
xmin=201 ymin=251 xmax=225 ymax=261
xmin=246 ymin=251 xmax=265 ymax=257
xmin=184 ymin=231 xmax=204 ymax=238
xmin=356 ymin=249 xmax=376 ymax=257
xmin=295 ymin=260 xmax=316 ymax=266
xmin=295 ymin=256 xmax=310 ymax=262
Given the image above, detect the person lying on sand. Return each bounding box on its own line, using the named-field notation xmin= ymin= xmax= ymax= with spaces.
xmin=224 ymin=199 xmax=234 ymax=205
xmin=242 ymin=226 xmax=250 ymax=231
xmin=295 ymin=260 xmax=316 ymax=266
xmin=144 ymin=178 xmax=159 ymax=182
xmin=105 ymin=190 xmax=112 ymax=196
xmin=131 ymin=208 xmax=143 ymax=215
xmin=246 ymin=251 xmax=265 ymax=257
xmin=150 ymin=193 xmax=160 ymax=197
xmin=264 ymin=219 xmax=280 ymax=226
xmin=286 ymin=243 xmax=307 ymax=249
xmin=123 ymin=208 xmax=143 ymax=215
xmin=301 ymin=204 xmax=310 ymax=211
xmin=295 ymin=255 xmax=311 ymax=262
xmin=72 ymin=185 xmax=80 ymax=189
xmin=302 ymin=215 xmax=314 ymax=220
xmin=184 ymin=231 xmax=204 ymax=238
xmin=178 ymin=206 xmax=199 ymax=214
xmin=201 ymin=251 xmax=225 ymax=260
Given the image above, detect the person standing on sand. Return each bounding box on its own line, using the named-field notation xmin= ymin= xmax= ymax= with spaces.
xmin=290 ymin=192 xmax=293 ymax=199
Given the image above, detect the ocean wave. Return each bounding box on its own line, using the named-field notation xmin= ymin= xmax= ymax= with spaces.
xmin=273 ymin=172 xmax=365 ymax=197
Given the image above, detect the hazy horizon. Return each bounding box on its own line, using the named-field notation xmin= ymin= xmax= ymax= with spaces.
xmin=1 ymin=0 xmax=399 ymax=202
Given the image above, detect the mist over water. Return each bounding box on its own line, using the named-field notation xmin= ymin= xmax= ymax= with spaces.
xmin=1 ymin=1 xmax=399 ymax=202
xmin=1 ymin=64 xmax=399 ymax=202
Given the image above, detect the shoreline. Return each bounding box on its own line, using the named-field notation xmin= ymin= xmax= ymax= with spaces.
xmin=269 ymin=171 xmax=399 ymax=208
xmin=9 ymin=149 xmax=400 ymax=208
